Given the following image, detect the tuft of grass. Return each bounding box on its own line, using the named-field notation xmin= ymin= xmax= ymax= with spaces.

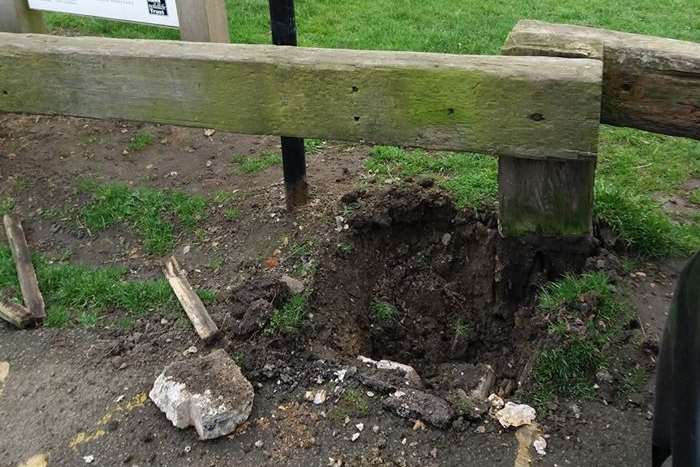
xmin=266 ymin=294 xmax=308 ymax=335
xmin=127 ymin=131 xmax=155 ymax=152
xmin=231 ymin=152 xmax=280 ymax=174
xmin=370 ymin=300 xmax=400 ymax=322
xmin=532 ymin=272 xmax=632 ymax=405
xmin=337 ymin=242 xmax=354 ymax=254
xmin=224 ymin=207 xmax=241 ymax=221
xmin=79 ymin=181 xmax=207 ymax=255
xmin=330 ymin=388 xmax=370 ymax=422
xmin=304 ymin=139 xmax=326 ymax=155
xmin=0 ymin=246 xmax=214 ymax=328
xmin=0 ymin=197 xmax=15 ymax=215
xmin=453 ymin=318 xmax=473 ymax=339
xmin=594 ymin=182 xmax=700 ymax=257
xmin=365 ymin=146 xmax=498 ymax=208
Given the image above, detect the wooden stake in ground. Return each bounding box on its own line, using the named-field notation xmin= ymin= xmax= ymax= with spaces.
xmin=163 ymin=256 xmax=219 ymax=342
xmin=3 ymin=214 xmax=45 ymax=323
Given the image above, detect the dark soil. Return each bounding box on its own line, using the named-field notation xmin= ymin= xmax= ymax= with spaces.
xmin=0 ymin=114 xmax=674 ymax=466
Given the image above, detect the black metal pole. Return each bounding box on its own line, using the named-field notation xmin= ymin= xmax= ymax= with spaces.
xmin=268 ymin=0 xmax=308 ymax=210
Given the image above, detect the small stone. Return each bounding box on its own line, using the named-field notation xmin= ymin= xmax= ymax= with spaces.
xmin=596 ymin=368 xmax=614 ymax=384
xmin=183 ymin=346 xmax=198 ymax=356
xmin=351 ymin=432 xmax=360 ymax=442
xmin=255 ymin=440 xmax=264 ymax=449
xmin=206 ymin=160 xmax=213 ymax=168
xmin=372 ymin=425 xmax=380 ymax=433
xmin=475 ymin=425 xmax=486 ymax=434
xmin=487 ymin=393 xmax=505 ymax=410
xmin=534 ymin=436 xmax=547 ymax=456
xmin=83 ymin=455 xmax=95 ymax=464
xmin=382 ymin=389 xmax=455 ymax=428
xmin=184 ymin=446 xmax=192 ymax=453
xmin=495 ymin=402 xmax=536 ymax=428
xmin=149 ymin=349 xmax=254 ymax=440
xmin=412 ymin=420 xmax=426 ymax=431
xmin=313 ymin=390 xmax=327 ymax=405
xmin=160 ymin=318 xmax=169 ymax=325
xmin=281 ymin=275 xmax=305 ymax=294
xmin=204 ymin=129 xmax=216 ymax=137
xmin=430 ymin=448 xmax=438 ymax=459
xmin=355 ymin=423 xmax=364 ymax=432
xmin=182 ymin=245 xmax=191 ymax=255
xmin=441 ymin=233 xmax=452 ymax=246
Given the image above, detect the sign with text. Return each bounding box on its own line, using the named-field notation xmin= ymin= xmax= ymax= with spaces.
xmin=27 ymin=0 xmax=180 ymax=27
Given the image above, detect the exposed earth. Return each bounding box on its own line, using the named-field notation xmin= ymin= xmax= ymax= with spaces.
xmin=0 ymin=114 xmax=678 ymax=466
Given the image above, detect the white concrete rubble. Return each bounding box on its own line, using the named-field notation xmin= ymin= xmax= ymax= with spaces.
xmin=495 ymin=402 xmax=537 ymax=428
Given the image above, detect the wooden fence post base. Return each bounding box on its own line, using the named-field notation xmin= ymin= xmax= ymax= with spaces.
xmin=498 ymin=156 xmax=596 ymax=239
xmin=0 ymin=0 xmax=46 ymax=33
xmin=497 ymin=156 xmax=596 ymax=300
xmin=175 ymin=0 xmax=230 ymax=43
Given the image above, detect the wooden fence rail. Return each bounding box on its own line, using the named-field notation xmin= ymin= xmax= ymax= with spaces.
xmin=504 ymin=20 xmax=700 ymax=141
xmin=0 ymin=33 xmax=602 ymax=161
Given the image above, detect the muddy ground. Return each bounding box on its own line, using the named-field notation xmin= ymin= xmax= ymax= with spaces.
xmin=0 ymin=114 xmax=678 ymax=466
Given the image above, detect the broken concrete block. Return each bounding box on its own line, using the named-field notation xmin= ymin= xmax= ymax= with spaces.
xmin=445 ymin=388 xmax=490 ymax=421
xmin=382 ymin=389 xmax=455 ymax=428
xmin=149 ymin=349 xmax=254 ymax=440
xmin=495 ymin=402 xmax=536 ymax=428
xmin=356 ymin=356 xmax=423 ymax=392
xmin=432 ymin=362 xmax=495 ymax=400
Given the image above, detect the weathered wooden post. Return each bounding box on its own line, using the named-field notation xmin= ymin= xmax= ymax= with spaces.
xmin=268 ymin=0 xmax=308 ymax=210
xmin=174 ymin=0 xmax=230 ymax=43
xmin=0 ymin=0 xmax=46 ymax=33
xmin=497 ymin=28 xmax=602 ymax=299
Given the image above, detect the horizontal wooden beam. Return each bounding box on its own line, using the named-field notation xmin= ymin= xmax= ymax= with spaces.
xmin=504 ymin=20 xmax=700 ymax=140
xmin=0 ymin=33 xmax=601 ymax=160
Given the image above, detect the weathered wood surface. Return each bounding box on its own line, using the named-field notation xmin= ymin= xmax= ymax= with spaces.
xmin=504 ymin=20 xmax=700 ymax=140
xmin=498 ymin=156 xmax=595 ymax=237
xmin=0 ymin=33 xmax=602 ymax=160
xmin=163 ymin=256 xmax=219 ymax=342
xmin=3 ymin=214 xmax=45 ymax=321
xmin=175 ymin=0 xmax=230 ymax=43
xmin=0 ymin=0 xmax=46 ymax=33
xmin=0 ymin=301 xmax=35 ymax=329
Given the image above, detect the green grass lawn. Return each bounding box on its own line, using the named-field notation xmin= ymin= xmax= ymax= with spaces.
xmin=43 ymin=1 xmax=700 ymax=257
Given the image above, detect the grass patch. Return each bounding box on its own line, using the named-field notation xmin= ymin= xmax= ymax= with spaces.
xmin=79 ymin=181 xmax=207 ymax=255
xmin=231 ymin=153 xmax=280 ymax=174
xmin=453 ymin=318 xmax=474 ymax=339
xmin=370 ymin=300 xmax=400 ymax=322
xmin=0 ymin=197 xmax=14 ymax=216
xmin=330 ymin=388 xmax=370 ymax=422
xmin=127 ymin=131 xmax=155 ymax=152
xmin=304 ymin=139 xmax=326 ymax=155
xmin=265 ymin=294 xmax=308 ymax=335
xmin=365 ymin=146 xmax=497 ymax=208
xmin=532 ymin=272 xmax=632 ymax=405
xmin=224 ymin=208 xmax=241 ymax=221
xmin=0 ymin=246 xmax=215 ymax=328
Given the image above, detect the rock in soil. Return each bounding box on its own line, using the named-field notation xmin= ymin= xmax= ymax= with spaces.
xmin=431 ymin=362 xmax=495 ymax=400
xmin=382 ymin=389 xmax=455 ymax=428
xmin=149 ymin=349 xmax=254 ymax=440
xmin=356 ymin=356 xmax=424 ymax=392
xmin=495 ymin=402 xmax=536 ymax=429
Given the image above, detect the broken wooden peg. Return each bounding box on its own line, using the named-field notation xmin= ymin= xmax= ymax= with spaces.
xmin=163 ymin=256 xmax=219 ymax=342
xmin=3 ymin=214 xmax=45 ymax=324
xmin=0 ymin=301 xmax=36 ymax=329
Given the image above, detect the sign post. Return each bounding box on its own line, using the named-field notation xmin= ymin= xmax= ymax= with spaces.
xmin=0 ymin=0 xmax=46 ymax=33
xmin=268 ymin=0 xmax=308 ymax=210
xmin=175 ymin=0 xmax=229 ymax=43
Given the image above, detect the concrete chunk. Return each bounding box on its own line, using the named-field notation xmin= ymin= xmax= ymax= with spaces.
xmin=149 ymin=349 xmax=254 ymax=440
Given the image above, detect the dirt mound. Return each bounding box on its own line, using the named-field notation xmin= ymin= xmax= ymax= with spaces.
xmin=308 ymin=184 xmax=546 ymax=391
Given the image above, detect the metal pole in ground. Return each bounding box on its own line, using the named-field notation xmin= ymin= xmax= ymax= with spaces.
xmin=268 ymin=0 xmax=309 ymax=210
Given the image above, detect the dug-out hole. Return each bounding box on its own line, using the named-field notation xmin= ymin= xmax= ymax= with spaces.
xmin=309 ymin=184 xmax=588 ymax=392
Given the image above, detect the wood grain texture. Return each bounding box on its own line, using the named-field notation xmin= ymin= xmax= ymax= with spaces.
xmin=3 ymin=214 xmax=45 ymax=320
xmin=504 ymin=20 xmax=700 ymax=140
xmin=0 ymin=301 xmax=35 ymax=329
xmin=163 ymin=256 xmax=219 ymax=342
xmin=0 ymin=0 xmax=46 ymax=33
xmin=0 ymin=33 xmax=602 ymax=160
xmin=175 ymin=0 xmax=230 ymax=43
xmin=498 ymin=157 xmax=595 ymax=237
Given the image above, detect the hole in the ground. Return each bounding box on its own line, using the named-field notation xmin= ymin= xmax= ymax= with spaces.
xmin=310 ymin=185 xmax=551 ymax=389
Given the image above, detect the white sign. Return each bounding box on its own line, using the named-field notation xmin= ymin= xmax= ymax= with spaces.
xmin=28 ymin=0 xmax=180 ymax=27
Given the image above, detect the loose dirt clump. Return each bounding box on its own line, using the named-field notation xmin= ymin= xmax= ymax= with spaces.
xmin=307 ymin=184 xmax=549 ymax=393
